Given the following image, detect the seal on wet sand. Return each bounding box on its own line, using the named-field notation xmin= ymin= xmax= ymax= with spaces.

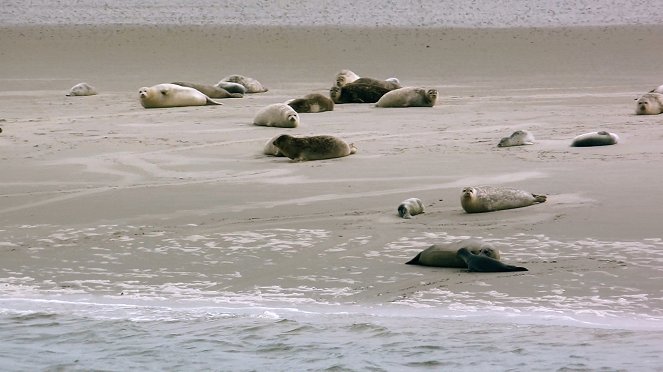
xmin=253 ymin=103 xmax=300 ymax=128
xmin=405 ymin=239 xmax=501 ymax=268
xmin=138 ymin=83 xmax=222 ymax=108
xmin=457 ymin=247 xmax=528 ymax=272
xmin=172 ymin=81 xmax=243 ymax=98
xmin=398 ymin=198 xmax=424 ymax=219
xmin=66 ymin=82 xmax=97 ymax=96
xmin=376 ymin=87 xmax=438 ymax=108
xmin=571 ymin=131 xmax=619 ymax=147
xmin=272 ymin=134 xmax=357 ymax=161
xmin=635 ymin=93 xmax=663 ymax=115
xmin=460 ymin=186 xmax=546 ymax=213
xmin=219 ymin=75 xmax=268 ymax=93
xmin=498 ymin=130 xmax=535 ymax=147
xmin=287 ymin=93 xmax=334 ymax=113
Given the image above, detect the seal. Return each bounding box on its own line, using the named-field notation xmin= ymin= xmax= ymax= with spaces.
xmin=253 ymin=103 xmax=300 ymax=128
xmin=376 ymin=87 xmax=438 ymax=108
xmin=498 ymin=130 xmax=535 ymax=147
xmin=172 ymin=81 xmax=243 ymax=98
xmin=397 ymin=198 xmax=424 ymax=219
xmin=66 ymin=82 xmax=97 ymax=96
xmin=219 ymin=75 xmax=268 ymax=93
xmin=460 ymin=186 xmax=546 ymax=213
xmin=330 ymin=77 xmax=402 ymax=104
xmin=405 ymin=239 xmax=501 ymax=268
xmin=272 ymin=134 xmax=357 ymax=161
xmin=457 ymin=247 xmax=528 ymax=272
xmin=138 ymin=83 xmax=222 ymax=108
xmin=263 ymin=135 xmax=285 ymax=157
xmin=571 ymin=131 xmax=619 ymax=147
xmin=215 ymin=81 xmax=246 ymax=95
xmin=287 ymin=93 xmax=334 ymax=113
xmin=635 ymin=93 xmax=663 ymax=115
xmin=649 ymin=84 xmax=663 ymax=94
xmin=335 ymin=69 xmax=361 ymax=87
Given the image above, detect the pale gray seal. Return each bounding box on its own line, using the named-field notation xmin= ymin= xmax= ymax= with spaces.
xmin=460 ymin=186 xmax=546 ymax=213
xmin=215 ymin=81 xmax=246 ymax=95
xmin=219 ymin=75 xmax=268 ymax=93
xmin=405 ymin=239 xmax=501 ymax=268
xmin=138 ymin=83 xmax=222 ymax=108
xmin=376 ymin=87 xmax=438 ymax=108
xmin=398 ymin=198 xmax=424 ymax=219
xmin=498 ymin=130 xmax=535 ymax=147
xmin=66 ymin=82 xmax=97 ymax=96
xmin=287 ymin=93 xmax=334 ymax=113
xmin=272 ymin=134 xmax=357 ymax=161
xmin=253 ymin=103 xmax=300 ymax=128
xmin=649 ymin=84 xmax=663 ymax=94
xmin=571 ymin=131 xmax=619 ymax=147
xmin=635 ymin=93 xmax=663 ymax=115
xmin=263 ymin=135 xmax=285 ymax=157
xmin=335 ymin=69 xmax=361 ymax=87
xmin=457 ymin=247 xmax=528 ymax=272
xmin=172 ymin=82 xmax=243 ymax=98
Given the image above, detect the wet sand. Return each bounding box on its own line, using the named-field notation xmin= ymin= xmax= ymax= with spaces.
xmin=1 ymin=25 xmax=662 ymax=320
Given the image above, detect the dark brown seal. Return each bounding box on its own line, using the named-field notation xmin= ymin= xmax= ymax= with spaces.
xmin=172 ymin=82 xmax=243 ymax=99
xmin=457 ymin=247 xmax=528 ymax=272
xmin=272 ymin=134 xmax=357 ymax=161
xmin=329 ymin=77 xmax=402 ymax=104
xmin=287 ymin=93 xmax=335 ymax=113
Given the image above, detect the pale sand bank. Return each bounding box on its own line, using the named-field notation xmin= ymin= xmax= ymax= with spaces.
xmin=1 ymin=26 xmax=662 ymax=318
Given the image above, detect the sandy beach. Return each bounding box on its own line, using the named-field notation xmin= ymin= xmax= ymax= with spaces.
xmin=1 ymin=24 xmax=663 ymax=369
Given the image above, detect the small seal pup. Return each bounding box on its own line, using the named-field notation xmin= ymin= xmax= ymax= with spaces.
xmin=263 ymin=135 xmax=285 ymax=157
xmin=461 ymin=186 xmax=546 ymax=213
xmin=457 ymin=247 xmax=528 ymax=272
xmin=287 ymin=93 xmax=335 ymax=113
xmin=215 ymin=81 xmax=246 ymax=95
xmin=253 ymin=103 xmax=300 ymax=128
xmin=376 ymin=87 xmax=438 ymax=108
xmin=335 ymin=69 xmax=361 ymax=87
xmin=272 ymin=134 xmax=357 ymax=161
xmin=406 ymin=239 xmax=501 ymax=268
xmin=219 ymin=75 xmax=268 ymax=93
xmin=635 ymin=93 xmax=663 ymax=115
xmin=498 ymin=130 xmax=535 ymax=147
xmin=397 ymin=198 xmax=424 ymax=219
xmin=172 ymin=82 xmax=243 ymax=98
xmin=571 ymin=131 xmax=619 ymax=147
xmin=66 ymin=82 xmax=97 ymax=96
xmin=138 ymin=83 xmax=222 ymax=108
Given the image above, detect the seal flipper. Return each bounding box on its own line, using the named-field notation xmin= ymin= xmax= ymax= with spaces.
xmin=504 ymin=265 xmax=528 ymax=272
xmin=405 ymin=252 xmax=422 ymax=265
xmin=205 ymin=97 xmax=223 ymax=106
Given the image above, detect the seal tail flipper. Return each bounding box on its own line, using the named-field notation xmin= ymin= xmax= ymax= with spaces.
xmin=349 ymin=143 xmax=358 ymax=154
xmin=532 ymin=194 xmax=547 ymax=203
xmin=205 ymin=97 xmax=223 ymax=105
xmin=405 ymin=253 xmax=421 ymax=265
xmin=506 ymin=265 xmax=528 ymax=272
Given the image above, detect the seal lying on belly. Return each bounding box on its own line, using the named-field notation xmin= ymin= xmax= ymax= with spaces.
xmin=397 ymin=198 xmax=425 ymax=219
xmin=405 ymin=239 xmax=501 ymax=268
xmin=457 ymin=247 xmax=528 ymax=272
xmin=172 ymin=81 xmax=243 ymax=98
xmin=460 ymin=186 xmax=546 ymax=213
xmin=571 ymin=131 xmax=619 ymax=147
xmin=272 ymin=134 xmax=357 ymax=161
xmin=138 ymin=83 xmax=223 ymax=108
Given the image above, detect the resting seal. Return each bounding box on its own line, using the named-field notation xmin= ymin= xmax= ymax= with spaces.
xmin=335 ymin=69 xmax=361 ymax=87
xmin=272 ymin=134 xmax=357 ymax=161
xmin=498 ymin=130 xmax=535 ymax=147
xmin=571 ymin=131 xmax=619 ymax=147
xmin=376 ymin=87 xmax=438 ymax=108
xmin=253 ymin=103 xmax=300 ymax=128
xmin=635 ymin=93 xmax=663 ymax=115
xmin=461 ymin=186 xmax=546 ymax=213
xmin=215 ymin=81 xmax=246 ymax=95
xmin=405 ymin=239 xmax=501 ymax=268
xmin=172 ymin=82 xmax=243 ymax=98
xmin=398 ymin=198 xmax=424 ymax=219
xmin=457 ymin=247 xmax=528 ymax=272
xmin=138 ymin=83 xmax=222 ymax=108
xmin=66 ymin=82 xmax=97 ymax=97
xmin=219 ymin=75 xmax=268 ymax=93
xmin=287 ymin=93 xmax=334 ymax=113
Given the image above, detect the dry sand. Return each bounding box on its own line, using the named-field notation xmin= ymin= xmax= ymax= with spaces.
xmin=1 ymin=25 xmax=662 ymax=313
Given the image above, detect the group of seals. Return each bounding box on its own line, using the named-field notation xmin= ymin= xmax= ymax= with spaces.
xmin=138 ymin=83 xmax=223 ymax=108
xmin=172 ymin=81 xmax=243 ymax=99
xmin=376 ymin=87 xmax=438 ymax=108
xmin=460 ymin=186 xmax=546 ymax=214
xmin=571 ymin=131 xmax=619 ymax=147
xmin=397 ymin=198 xmax=424 ymax=219
xmin=270 ymin=134 xmax=357 ymax=161
xmin=219 ymin=75 xmax=268 ymax=94
xmin=66 ymin=82 xmax=97 ymax=97
xmin=253 ymin=103 xmax=300 ymax=128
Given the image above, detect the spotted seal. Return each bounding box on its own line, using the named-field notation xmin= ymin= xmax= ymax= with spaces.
xmin=66 ymin=82 xmax=97 ymax=97
xmin=138 ymin=83 xmax=222 ymax=108
xmin=397 ymin=198 xmax=424 ymax=219
xmin=376 ymin=87 xmax=438 ymax=108
xmin=571 ymin=131 xmax=619 ymax=147
xmin=457 ymin=247 xmax=528 ymax=272
xmin=272 ymin=134 xmax=357 ymax=161
xmin=460 ymin=186 xmax=546 ymax=213
xmin=172 ymin=82 xmax=243 ymax=98
xmin=498 ymin=130 xmax=535 ymax=147
xmin=287 ymin=93 xmax=334 ymax=113
xmin=405 ymin=239 xmax=501 ymax=268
